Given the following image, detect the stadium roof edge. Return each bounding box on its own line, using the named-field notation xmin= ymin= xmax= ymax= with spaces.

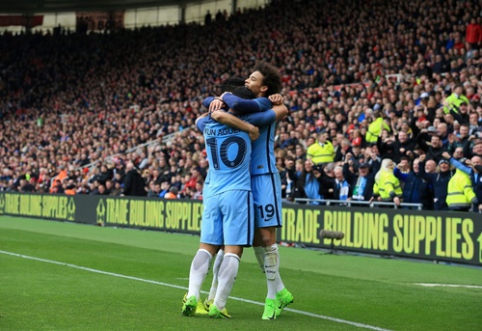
xmin=0 ymin=0 xmax=210 ymax=14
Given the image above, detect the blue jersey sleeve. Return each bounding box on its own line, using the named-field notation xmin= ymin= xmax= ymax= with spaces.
xmin=223 ymin=95 xmax=272 ymax=113
xmin=196 ymin=116 xmax=210 ymax=131
xmin=202 ymin=96 xmax=215 ymax=109
xmin=241 ymin=110 xmax=276 ymax=127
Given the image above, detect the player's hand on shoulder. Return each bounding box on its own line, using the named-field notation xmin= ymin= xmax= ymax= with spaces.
xmin=268 ymin=94 xmax=284 ymax=105
xmin=209 ymin=99 xmax=225 ymax=113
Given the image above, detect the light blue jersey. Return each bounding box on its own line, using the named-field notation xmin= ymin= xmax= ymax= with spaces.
xmin=251 ymin=120 xmax=277 ymax=175
xmin=222 ymin=96 xmax=283 ymax=228
xmin=197 ymin=111 xmax=276 ymax=245
xmin=199 ymin=118 xmax=252 ymax=197
xmin=197 ymin=111 xmax=276 ymax=197
xmin=222 ymin=95 xmax=277 ymax=175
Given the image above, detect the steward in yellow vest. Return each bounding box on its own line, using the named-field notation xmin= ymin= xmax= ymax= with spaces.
xmin=446 ymin=168 xmax=476 ymax=211
xmin=372 ymin=159 xmax=403 ymax=206
xmin=307 ymin=132 xmax=334 ymax=164
xmin=365 ymin=112 xmax=390 ymax=144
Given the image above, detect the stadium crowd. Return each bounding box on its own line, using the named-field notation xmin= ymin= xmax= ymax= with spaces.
xmin=0 ymin=0 xmax=482 ymax=211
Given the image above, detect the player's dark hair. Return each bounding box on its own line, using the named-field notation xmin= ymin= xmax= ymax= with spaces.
xmin=232 ymin=86 xmax=256 ymax=100
xmin=253 ymin=61 xmax=282 ymax=97
xmin=218 ymin=77 xmax=245 ymax=93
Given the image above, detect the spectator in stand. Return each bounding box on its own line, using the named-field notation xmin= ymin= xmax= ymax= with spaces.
xmin=365 ymin=111 xmax=389 ymax=145
xmin=419 ymin=155 xmax=453 ymax=211
xmin=343 ymin=156 xmax=375 ymax=204
xmin=147 ymin=182 xmax=160 ymax=198
xmin=394 ymin=157 xmax=433 ymax=210
xmin=468 ymin=112 xmax=482 ymax=135
xmin=443 ymin=85 xmax=470 ymax=114
xmin=444 ymin=152 xmax=482 ymax=212
xmin=424 ymin=159 xmax=437 ymax=174
xmin=332 ymin=166 xmax=351 ymax=203
xmin=306 ymin=132 xmax=334 ymax=165
xmin=466 ymin=18 xmax=482 ymax=50
xmin=164 ymin=186 xmax=179 ymax=199
xmin=287 ymin=159 xmax=327 ymax=204
xmin=158 ymin=181 xmax=170 ymax=198
xmin=465 ymin=140 xmax=482 ymax=159
xmin=122 ymin=161 xmax=146 ymax=197
xmin=377 ymin=133 xmax=399 ymax=163
xmin=192 ymin=181 xmax=203 ymax=200
xmin=446 ymin=158 xmax=477 ymax=212
xmin=394 ymin=131 xmax=415 ymax=162
xmin=371 ymin=159 xmax=402 ymax=207
xmin=448 ymin=124 xmax=471 ymax=153
xmin=417 ymin=131 xmax=446 ymax=164
xmin=97 ymin=184 xmax=108 ymax=195
xmin=19 ymin=178 xmax=35 ymax=192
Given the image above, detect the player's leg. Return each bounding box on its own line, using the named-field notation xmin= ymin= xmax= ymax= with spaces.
xmin=182 ymin=243 xmax=219 ymax=316
xmin=209 ymin=190 xmax=253 ymax=319
xmin=209 ymin=245 xmax=242 ymax=318
xmin=182 ymin=196 xmax=222 ymax=317
xmin=204 ymin=246 xmax=224 ymax=310
xmin=253 ymin=174 xmax=293 ymax=319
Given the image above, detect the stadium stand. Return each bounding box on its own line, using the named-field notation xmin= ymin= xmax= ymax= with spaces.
xmin=0 ymin=0 xmax=482 ymax=211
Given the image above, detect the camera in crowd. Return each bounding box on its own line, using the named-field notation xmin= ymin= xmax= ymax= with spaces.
xmin=312 ymin=163 xmax=324 ymax=172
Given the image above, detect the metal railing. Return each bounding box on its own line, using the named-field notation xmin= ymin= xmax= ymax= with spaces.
xmin=294 ymin=198 xmax=423 ymax=210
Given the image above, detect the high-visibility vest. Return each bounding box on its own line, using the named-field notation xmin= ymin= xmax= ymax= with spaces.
xmin=365 ymin=117 xmax=389 ymax=143
xmin=307 ymin=140 xmax=334 ymax=164
xmin=443 ymin=93 xmax=470 ymax=114
xmin=446 ymin=170 xmax=475 ymax=209
xmin=374 ymin=171 xmax=402 ymax=201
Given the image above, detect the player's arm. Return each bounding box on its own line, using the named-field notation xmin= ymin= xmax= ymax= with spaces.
xmin=272 ymin=104 xmax=289 ymax=121
xmin=222 ymin=94 xmax=272 ymax=113
xmin=210 ymin=111 xmax=259 ymax=141
xmin=195 ymin=113 xmax=209 ymax=132
xmin=202 ymin=97 xmax=215 ymax=109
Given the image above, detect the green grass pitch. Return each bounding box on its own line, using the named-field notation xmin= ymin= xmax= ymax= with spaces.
xmin=0 ymin=216 xmax=481 ymax=331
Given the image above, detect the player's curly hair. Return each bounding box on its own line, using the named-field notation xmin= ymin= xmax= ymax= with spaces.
xmin=253 ymin=61 xmax=282 ymax=97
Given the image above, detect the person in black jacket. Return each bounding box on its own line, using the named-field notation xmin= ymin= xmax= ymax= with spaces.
xmin=393 ymin=131 xmax=416 ymax=163
xmin=394 ymin=157 xmax=433 ymax=210
xmin=287 ymin=160 xmax=335 ymax=204
xmin=122 ymin=161 xmax=146 ymax=196
xmin=416 ymin=131 xmax=446 ymax=163
xmin=342 ymin=155 xmax=375 ymax=205
xmin=419 ymin=154 xmax=453 ymax=210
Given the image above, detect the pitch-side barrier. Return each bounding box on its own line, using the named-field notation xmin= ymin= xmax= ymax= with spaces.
xmin=0 ymin=192 xmax=480 ymax=266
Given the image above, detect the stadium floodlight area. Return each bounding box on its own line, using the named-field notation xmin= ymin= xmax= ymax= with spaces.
xmin=0 ymin=0 xmax=270 ymax=33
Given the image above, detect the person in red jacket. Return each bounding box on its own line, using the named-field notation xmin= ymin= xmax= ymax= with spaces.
xmin=466 ymin=18 xmax=482 ymax=49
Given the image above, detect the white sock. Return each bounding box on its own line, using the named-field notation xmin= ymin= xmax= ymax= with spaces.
xmin=208 ymin=249 xmax=224 ymax=301
xmin=253 ymin=246 xmax=265 ymax=272
xmin=213 ymin=253 xmax=240 ymax=311
xmin=187 ymin=249 xmax=212 ymax=300
xmin=272 ymin=244 xmax=286 ymax=293
xmin=264 ymin=244 xmax=280 ymax=299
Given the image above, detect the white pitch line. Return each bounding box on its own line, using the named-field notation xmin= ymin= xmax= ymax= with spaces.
xmin=415 ymin=283 xmax=482 ymax=289
xmin=0 ymin=249 xmax=392 ymax=331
